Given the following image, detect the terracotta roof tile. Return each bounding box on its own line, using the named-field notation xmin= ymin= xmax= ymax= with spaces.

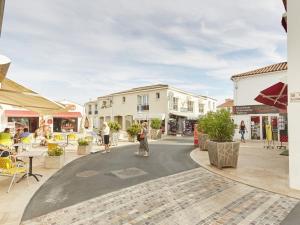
xmin=231 ymin=62 xmax=287 ymax=80
xmin=217 ymin=100 xmax=234 ymax=108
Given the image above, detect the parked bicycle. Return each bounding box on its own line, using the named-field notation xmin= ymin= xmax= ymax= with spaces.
xmin=95 ymin=130 xmax=103 ymax=146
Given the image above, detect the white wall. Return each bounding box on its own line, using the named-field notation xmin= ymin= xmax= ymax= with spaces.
xmin=234 ymin=71 xmax=287 ymax=106
xmin=288 ymin=0 xmax=300 ymax=190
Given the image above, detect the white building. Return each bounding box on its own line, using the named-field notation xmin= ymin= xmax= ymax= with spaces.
xmin=287 ymin=0 xmax=300 ymax=190
xmin=231 ymin=62 xmax=287 ymax=141
xmin=85 ymin=84 xmax=217 ymax=135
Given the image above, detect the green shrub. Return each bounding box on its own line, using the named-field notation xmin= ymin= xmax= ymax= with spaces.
xmin=108 ymin=121 xmax=121 ymax=132
xmin=78 ymin=138 xmax=90 ymax=146
xmin=48 ymin=146 xmax=64 ymax=156
xmin=127 ymin=123 xmax=141 ymax=136
xmin=198 ymin=109 xmax=235 ymax=142
xmin=150 ymin=118 xmax=161 ymax=129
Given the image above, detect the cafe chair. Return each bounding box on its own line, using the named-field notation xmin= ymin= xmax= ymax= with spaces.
xmin=21 ymin=135 xmax=32 ymax=151
xmin=0 ymin=151 xmax=28 ymax=193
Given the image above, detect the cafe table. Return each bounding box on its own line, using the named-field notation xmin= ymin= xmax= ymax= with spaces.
xmin=16 ymin=150 xmax=47 ymax=182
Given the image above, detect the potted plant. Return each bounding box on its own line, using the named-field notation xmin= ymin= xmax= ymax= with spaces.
xmin=77 ymin=138 xmax=92 ymax=155
xmin=44 ymin=146 xmax=64 ymax=169
xmin=199 ymin=109 xmax=239 ymax=169
xmin=126 ymin=123 xmax=141 ymax=142
xmin=108 ymin=121 xmax=121 ymax=146
xmin=150 ymin=118 xmax=162 ymax=140
xmin=197 ymin=117 xmax=209 ymax=151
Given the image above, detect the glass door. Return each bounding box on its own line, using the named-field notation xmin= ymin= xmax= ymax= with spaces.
xmin=271 ymin=116 xmax=278 ymax=141
xmin=262 ymin=116 xmax=269 ymax=140
xmin=251 ymin=116 xmax=260 ymax=140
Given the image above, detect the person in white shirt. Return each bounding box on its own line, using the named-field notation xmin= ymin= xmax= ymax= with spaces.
xmin=102 ymin=122 xmax=110 ymax=153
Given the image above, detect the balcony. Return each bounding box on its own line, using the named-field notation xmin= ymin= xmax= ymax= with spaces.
xmin=88 ymin=111 xmax=92 ymax=115
xmin=94 ymin=110 xmax=98 ymax=114
xmin=137 ymin=105 xmax=149 ymax=112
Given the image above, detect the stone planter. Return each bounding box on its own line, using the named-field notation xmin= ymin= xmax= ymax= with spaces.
xmin=150 ymin=129 xmax=161 ymax=140
xmin=77 ymin=144 xmax=92 ymax=155
xmin=128 ymin=135 xmax=136 ymax=142
xmin=207 ymin=141 xmax=240 ymax=169
xmin=44 ymin=155 xmax=64 ymax=169
xmin=111 ymin=132 xmax=119 ymax=146
xmin=199 ymin=133 xmax=209 ymax=151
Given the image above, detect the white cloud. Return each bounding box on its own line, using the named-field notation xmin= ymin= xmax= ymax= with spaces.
xmin=0 ymin=0 xmax=286 ymax=103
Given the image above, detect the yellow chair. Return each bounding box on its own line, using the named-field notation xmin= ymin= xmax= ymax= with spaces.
xmin=0 ymin=132 xmax=13 ymax=149
xmin=21 ymin=135 xmax=32 ymax=151
xmin=67 ymin=133 xmax=77 ymax=141
xmin=0 ymin=155 xmax=27 ymax=193
xmin=48 ymin=143 xmax=58 ymax=151
xmin=53 ymin=134 xmax=64 ymax=142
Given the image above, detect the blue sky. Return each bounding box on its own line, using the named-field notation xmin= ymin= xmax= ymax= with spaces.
xmin=0 ymin=0 xmax=286 ymax=104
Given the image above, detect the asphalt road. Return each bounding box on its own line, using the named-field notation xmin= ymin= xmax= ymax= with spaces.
xmin=22 ymin=136 xmax=199 ymax=221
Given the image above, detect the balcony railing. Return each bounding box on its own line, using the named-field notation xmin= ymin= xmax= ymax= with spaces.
xmin=88 ymin=111 xmax=92 ymax=115
xmin=94 ymin=110 xmax=98 ymax=114
xmin=137 ymin=105 xmax=149 ymax=112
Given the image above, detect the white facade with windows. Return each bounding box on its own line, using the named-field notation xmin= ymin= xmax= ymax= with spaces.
xmin=84 ymin=84 xmax=217 ymax=135
xmin=231 ymin=64 xmax=287 ymax=141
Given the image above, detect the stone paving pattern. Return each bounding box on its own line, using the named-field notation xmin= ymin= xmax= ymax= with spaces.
xmin=21 ymin=167 xmax=299 ymax=225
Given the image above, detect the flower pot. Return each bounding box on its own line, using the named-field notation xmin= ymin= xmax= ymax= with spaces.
xmin=150 ymin=129 xmax=161 ymax=140
xmin=77 ymin=144 xmax=92 ymax=155
xmin=199 ymin=133 xmax=209 ymax=151
xmin=128 ymin=135 xmax=136 ymax=142
xmin=44 ymin=155 xmax=64 ymax=169
xmin=111 ymin=132 xmax=119 ymax=146
xmin=207 ymin=141 xmax=240 ymax=169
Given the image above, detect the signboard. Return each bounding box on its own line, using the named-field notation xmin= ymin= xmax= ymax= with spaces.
xmin=290 ymin=92 xmax=300 ymax=103
xmin=232 ymin=105 xmax=280 ymax=115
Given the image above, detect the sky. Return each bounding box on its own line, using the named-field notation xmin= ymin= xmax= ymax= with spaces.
xmin=0 ymin=0 xmax=286 ymax=105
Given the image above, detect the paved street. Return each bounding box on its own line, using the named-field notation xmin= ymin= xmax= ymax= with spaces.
xmin=21 ymin=137 xmax=299 ymax=225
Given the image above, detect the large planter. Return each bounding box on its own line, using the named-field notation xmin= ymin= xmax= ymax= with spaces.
xmin=150 ymin=129 xmax=161 ymax=140
xmin=77 ymin=144 xmax=92 ymax=155
xmin=128 ymin=135 xmax=136 ymax=142
xmin=199 ymin=133 xmax=209 ymax=151
xmin=44 ymin=155 xmax=64 ymax=169
xmin=111 ymin=132 xmax=119 ymax=146
xmin=207 ymin=141 xmax=240 ymax=169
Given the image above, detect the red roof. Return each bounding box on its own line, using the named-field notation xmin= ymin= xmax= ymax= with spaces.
xmin=5 ymin=110 xmax=39 ymax=117
xmin=231 ymin=62 xmax=287 ymax=80
xmin=53 ymin=112 xmax=82 ymax=118
xmin=217 ymin=99 xmax=234 ymax=108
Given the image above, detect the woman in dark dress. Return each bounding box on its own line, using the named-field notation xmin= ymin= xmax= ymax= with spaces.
xmin=239 ymin=120 xmax=247 ymax=143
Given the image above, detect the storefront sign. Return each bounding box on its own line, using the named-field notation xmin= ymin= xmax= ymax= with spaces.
xmin=290 ymin=92 xmax=300 ymax=103
xmin=233 ymin=105 xmax=280 ymax=115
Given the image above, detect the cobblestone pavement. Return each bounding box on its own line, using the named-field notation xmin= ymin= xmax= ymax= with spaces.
xmin=21 ymin=167 xmax=298 ymax=225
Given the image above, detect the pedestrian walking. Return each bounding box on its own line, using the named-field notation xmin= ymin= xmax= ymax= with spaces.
xmin=239 ymin=120 xmax=247 ymax=143
xmin=102 ymin=122 xmax=110 ymax=153
xmin=136 ymin=122 xmax=149 ymax=157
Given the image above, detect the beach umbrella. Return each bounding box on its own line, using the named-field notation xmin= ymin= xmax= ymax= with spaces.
xmin=254 ymin=82 xmax=287 ymax=110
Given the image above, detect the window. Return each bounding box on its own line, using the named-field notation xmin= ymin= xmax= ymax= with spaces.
xmin=156 ymin=92 xmax=160 ymax=99
xmin=137 ymin=95 xmax=149 ymax=112
xmin=199 ymin=103 xmax=205 ymax=113
xmin=187 ymin=101 xmax=194 ymax=112
xmin=94 ymin=104 xmax=98 ymax=114
xmin=88 ymin=105 xmax=92 ymax=115
xmin=173 ymin=97 xmax=178 ymax=111
xmin=122 ymin=96 xmax=126 ymax=103
xmin=102 ymin=101 xmax=107 ymax=108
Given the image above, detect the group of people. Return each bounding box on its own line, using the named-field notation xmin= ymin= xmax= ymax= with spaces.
xmin=0 ymin=127 xmax=31 ymax=156
xmin=100 ymin=121 xmax=150 ymax=157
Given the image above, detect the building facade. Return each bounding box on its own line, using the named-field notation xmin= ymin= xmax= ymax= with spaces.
xmin=85 ymin=84 xmax=217 ymax=135
xmin=231 ymin=62 xmax=287 ymax=141
xmin=217 ymin=99 xmax=234 ymax=113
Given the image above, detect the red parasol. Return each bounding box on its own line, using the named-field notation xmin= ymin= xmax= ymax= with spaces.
xmin=254 ymin=82 xmax=287 ymax=110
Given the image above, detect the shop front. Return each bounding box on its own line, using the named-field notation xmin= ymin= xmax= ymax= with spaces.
xmin=52 ymin=112 xmax=82 ymax=133
xmin=233 ymin=105 xmax=286 ymax=141
xmin=4 ymin=110 xmax=39 ymax=133
xmin=168 ymin=113 xmax=198 ymax=136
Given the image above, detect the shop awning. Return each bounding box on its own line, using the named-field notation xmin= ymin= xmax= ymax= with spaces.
xmin=254 ymin=82 xmax=287 ymax=110
xmin=4 ymin=110 xmax=39 ymax=117
xmin=0 ymin=78 xmax=67 ymax=115
xmin=53 ymin=112 xmax=82 ymax=118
